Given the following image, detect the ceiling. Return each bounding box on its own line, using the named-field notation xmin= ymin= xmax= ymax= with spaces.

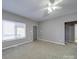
xmin=2 ymin=0 xmax=77 ymax=21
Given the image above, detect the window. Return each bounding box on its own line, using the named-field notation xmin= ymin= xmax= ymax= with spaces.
xmin=16 ymin=22 xmax=26 ymax=39
xmin=2 ymin=20 xmax=26 ymax=41
xmin=2 ymin=20 xmax=15 ymax=40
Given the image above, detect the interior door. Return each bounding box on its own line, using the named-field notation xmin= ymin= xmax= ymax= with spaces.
xmin=65 ymin=21 xmax=77 ymax=44
xmin=65 ymin=24 xmax=69 ymax=43
xmin=68 ymin=24 xmax=75 ymax=43
xmin=33 ymin=26 xmax=37 ymax=41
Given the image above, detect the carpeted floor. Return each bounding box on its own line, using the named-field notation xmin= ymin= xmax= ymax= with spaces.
xmin=2 ymin=40 xmax=77 ymax=59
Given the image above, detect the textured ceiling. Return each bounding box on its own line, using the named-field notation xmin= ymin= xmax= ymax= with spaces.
xmin=2 ymin=0 xmax=77 ymax=21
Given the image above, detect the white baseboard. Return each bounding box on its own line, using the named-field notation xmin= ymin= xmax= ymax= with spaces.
xmin=2 ymin=39 xmax=65 ymax=50
xmin=39 ymin=39 xmax=65 ymax=45
xmin=2 ymin=40 xmax=32 ymax=50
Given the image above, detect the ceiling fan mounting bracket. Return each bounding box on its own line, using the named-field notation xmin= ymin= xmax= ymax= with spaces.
xmin=49 ymin=0 xmax=55 ymax=3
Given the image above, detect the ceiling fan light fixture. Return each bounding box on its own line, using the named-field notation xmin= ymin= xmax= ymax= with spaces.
xmin=48 ymin=2 xmax=51 ymax=6
xmin=48 ymin=7 xmax=52 ymax=13
xmin=42 ymin=0 xmax=63 ymax=15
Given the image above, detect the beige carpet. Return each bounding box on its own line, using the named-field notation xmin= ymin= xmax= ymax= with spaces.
xmin=2 ymin=40 xmax=77 ymax=59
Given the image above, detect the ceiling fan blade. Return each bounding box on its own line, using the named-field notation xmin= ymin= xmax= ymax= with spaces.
xmin=53 ymin=0 xmax=63 ymax=6
xmin=51 ymin=6 xmax=62 ymax=10
xmin=39 ymin=7 xmax=48 ymax=11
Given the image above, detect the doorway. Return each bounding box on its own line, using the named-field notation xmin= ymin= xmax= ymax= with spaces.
xmin=33 ymin=26 xmax=37 ymax=41
xmin=65 ymin=21 xmax=77 ymax=44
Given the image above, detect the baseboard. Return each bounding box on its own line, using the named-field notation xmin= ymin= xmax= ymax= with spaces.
xmin=2 ymin=39 xmax=65 ymax=50
xmin=2 ymin=40 xmax=32 ymax=50
xmin=39 ymin=39 xmax=65 ymax=45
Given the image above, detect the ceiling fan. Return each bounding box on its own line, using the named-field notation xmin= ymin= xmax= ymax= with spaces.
xmin=40 ymin=0 xmax=63 ymax=14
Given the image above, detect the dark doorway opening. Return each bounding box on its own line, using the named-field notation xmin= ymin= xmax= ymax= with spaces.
xmin=33 ymin=26 xmax=37 ymax=41
xmin=65 ymin=21 xmax=77 ymax=44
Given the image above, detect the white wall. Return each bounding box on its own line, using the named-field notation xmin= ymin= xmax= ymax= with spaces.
xmin=2 ymin=10 xmax=38 ymax=48
xmin=2 ymin=10 xmax=77 ymax=48
xmin=38 ymin=13 xmax=77 ymax=45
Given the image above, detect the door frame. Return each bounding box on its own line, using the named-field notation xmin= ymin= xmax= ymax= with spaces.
xmin=33 ymin=26 xmax=37 ymax=41
xmin=65 ymin=21 xmax=77 ymax=44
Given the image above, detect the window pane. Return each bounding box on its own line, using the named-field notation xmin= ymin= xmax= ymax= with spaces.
xmin=16 ymin=23 xmax=26 ymax=38
xmin=3 ymin=35 xmax=15 ymax=41
xmin=2 ymin=20 xmax=15 ymax=40
xmin=2 ymin=20 xmax=26 ymax=41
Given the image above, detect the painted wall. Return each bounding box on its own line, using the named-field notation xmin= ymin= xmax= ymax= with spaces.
xmin=38 ymin=13 xmax=77 ymax=45
xmin=2 ymin=10 xmax=38 ymax=48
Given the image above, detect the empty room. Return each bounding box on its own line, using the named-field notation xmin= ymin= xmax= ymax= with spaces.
xmin=2 ymin=0 xmax=77 ymax=59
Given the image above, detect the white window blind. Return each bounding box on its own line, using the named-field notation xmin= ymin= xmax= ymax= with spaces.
xmin=2 ymin=20 xmax=26 ymax=41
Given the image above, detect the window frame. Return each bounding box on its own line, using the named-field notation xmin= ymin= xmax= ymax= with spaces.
xmin=2 ymin=20 xmax=26 ymax=41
